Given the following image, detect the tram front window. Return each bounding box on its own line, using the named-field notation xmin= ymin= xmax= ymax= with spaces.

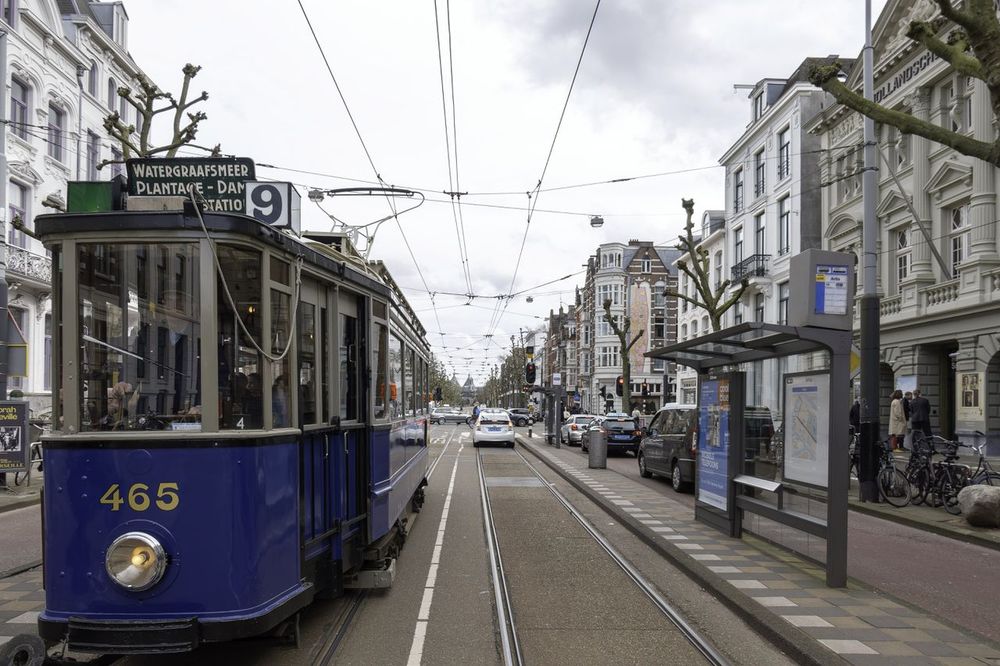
xmin=79 ymin=243 xmax=201 ymax=432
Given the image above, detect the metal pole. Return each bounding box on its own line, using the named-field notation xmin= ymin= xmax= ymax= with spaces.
xmin=858 ymin=0 xmax=880 ymax=502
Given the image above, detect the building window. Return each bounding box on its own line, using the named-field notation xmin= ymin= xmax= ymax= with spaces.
xmin=597 ymin=283 xmax=621 ymax=307
xmin=753 ymin=93 xmax=764 ymax=121
xmin=111 ymin=147 xmax=123 ymax=179
xmin=8 ymin=181 xmax=28 ymax=248
xmin=87 ymin=131 xmax=100 ymax=180
xmin=9 ymin=77 xmax=28 ymax=140
xmin=88 ymin=62 xmax=98 ymax=96
xmin=778 ymin=127 xmax=790 ymax=179
xmin=778 ymin=282 xmax=789 ymax=325
xmin=713 ymin=251 xmax=722 ymax=288
xmin=896 ymin=227 xmax=910 ymax=284
xmin=734 ymin=227 xmax=744 ymax=264
xmin=3 ymin=0 xmax=16 ymax=27
xmin=107 ymin=78 xmax=117 ymax=110
xmin=733 ymin=301 xmax=743 ymax=325
xmin=949 ymin=205 xmax=970 ymax=278
xmin=701 ymin=315 xmax=709 ymax=333
xmin=47 ymin=103 xmax=65 ymax=162
xmin=733 ymin=169 xmax=744 ymax=212
xmin=598 ymin=345 xmax=619 ymax=368
xmin=754 ymin=148 xmax=765 ymax=197
xmin=641 ymin=258 xmax=651 ymax=273
xmin=778 ymin=196 xmax=790 ymax=255
xmin=119 ymin=94 xmax=128 ymax=126
xmin=754 ymin=211 xmax=765 ymax=254
xmin=691 ymin=320 xmax=698 ymax=337
xmin=7 ymin=307 xmax=26 ymax=390
xmin=754 ymin=293 xmax=765 ymax=322
xmin=942 ymin=84 xmax=960 ymax=132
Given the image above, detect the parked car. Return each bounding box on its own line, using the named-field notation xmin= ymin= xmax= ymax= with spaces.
xmin=472 ymin=410 xmax=515 ymax=448
xmin=507 ymin=408 xmax=535 ymax=427
xmin=586 ymin=413 xmax=641 ymax=456
xmin=637 ymin=403 xmax=697 ymax=492
xmin=431 ymin=407 xmax=467 ymax=425
xmin=560 ymin=414 xmax=597 ymax=446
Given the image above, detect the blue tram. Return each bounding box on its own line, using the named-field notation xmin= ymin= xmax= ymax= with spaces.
xmin=33 ymin=195 xmax=431 ymax=653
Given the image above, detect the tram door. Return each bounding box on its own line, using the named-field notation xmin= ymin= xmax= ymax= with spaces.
xmin=337 ymin=291 xmax=368 ymax=564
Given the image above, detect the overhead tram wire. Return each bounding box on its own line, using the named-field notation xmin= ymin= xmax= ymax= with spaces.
xmin=487 ymin=0 xmax=602 ymax=340
xmin=433 ymin=0 xmax=474 ymax=298
xmin=294 ymin=0 xmax=447 ymax=348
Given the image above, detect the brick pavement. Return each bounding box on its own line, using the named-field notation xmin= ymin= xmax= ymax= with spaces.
xmin=0 ymin=567 xmax=43 ymax=648
xmin=519 ymin=435 xmax=1000 ymax=665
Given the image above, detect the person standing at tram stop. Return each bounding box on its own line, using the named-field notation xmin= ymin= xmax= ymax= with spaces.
xmin=902 ymin=391 xmax=913 ymax=449
xmin=888 ymin=390 xmax=907 ymax=452
xmin=910 ymin=389 xmax=932 ymax=438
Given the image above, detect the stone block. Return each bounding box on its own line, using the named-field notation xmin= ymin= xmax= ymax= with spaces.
xmin=957 ymin=484 xmax=1000 ymax=528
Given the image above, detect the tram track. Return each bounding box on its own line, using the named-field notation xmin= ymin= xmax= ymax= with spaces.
xmin=310 ymin=591 xmax=367 ymax=666
xmin=478 ymin=445 xmax=731 ymax=666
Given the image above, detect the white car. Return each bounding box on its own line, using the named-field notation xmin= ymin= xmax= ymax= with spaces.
xmin=472 ymin=410 xmax=516 ymax=448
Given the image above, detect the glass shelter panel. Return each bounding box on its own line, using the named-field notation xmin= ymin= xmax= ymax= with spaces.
xmin=79 ymin=243 xmax=201 ymax=431
xmin=217 ymin=246 xmax=263 ymax=430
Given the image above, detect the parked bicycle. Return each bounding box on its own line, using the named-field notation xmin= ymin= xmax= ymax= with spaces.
xmin=876 ymin=441 xmax=911 ymax=508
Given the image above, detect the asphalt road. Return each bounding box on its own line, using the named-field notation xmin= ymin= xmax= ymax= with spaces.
xmin=551 ymin=436 xmax=1000 ymax=643
xmin=0 ymin=504 xmax=42 ymax=573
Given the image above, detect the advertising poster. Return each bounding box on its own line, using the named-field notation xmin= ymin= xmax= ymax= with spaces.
xmin=957 ymin=371 xmax=985 ymax=429
xmin=697 ymin=378 xmax=730 ymax=511
xmin=782 ymin=373 xmax=831 ymax=488
xmin=0 ymin=401 xmax=28 ymax=472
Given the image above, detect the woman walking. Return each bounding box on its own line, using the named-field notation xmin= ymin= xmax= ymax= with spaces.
xmin=888 ymin=389 xmax=907 ymax=452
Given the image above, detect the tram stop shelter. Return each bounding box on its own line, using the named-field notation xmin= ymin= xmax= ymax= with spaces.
xmin=646 ymin=320 xmax=852 ymax=587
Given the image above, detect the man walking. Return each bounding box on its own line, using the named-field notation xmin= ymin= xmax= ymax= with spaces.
xmin=910 ymin=390 xmax=932 ymax=438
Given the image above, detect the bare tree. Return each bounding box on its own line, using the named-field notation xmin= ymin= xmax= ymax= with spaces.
xmin=809 ymin=0 xmax=1000 ymax=166
xmin=666 ymin=199 xmax=748 ymax=332
xmin=102 ymin=64 xmax=220 ymax=169
xmin=603 ymin=298 xmax=644 ymax=414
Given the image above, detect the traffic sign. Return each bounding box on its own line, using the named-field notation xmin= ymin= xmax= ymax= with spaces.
xmin=552 ymin=373 xmax=562 ymax=386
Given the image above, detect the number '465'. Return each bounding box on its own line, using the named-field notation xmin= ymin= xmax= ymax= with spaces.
xmin=99 ymin=483 xmax=180 ymax=512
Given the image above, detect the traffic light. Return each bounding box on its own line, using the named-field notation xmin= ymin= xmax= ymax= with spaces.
xmin=525 ymin=362 xmax=536 ymax=384
xmin=615 ymin=376 xmax=624 ymax=397
xmin=641 ymin=381 xmax=649 ymax=397
xmin=599 ymin=385 xmax=606 ymax=398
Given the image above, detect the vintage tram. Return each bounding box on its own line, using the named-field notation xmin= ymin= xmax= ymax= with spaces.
xmin=32 ymin=190 xmax=430 ymax=654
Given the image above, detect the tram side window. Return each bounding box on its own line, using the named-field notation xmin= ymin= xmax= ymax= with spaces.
xmin=272 ymin=290 xmax=292 ymax=427
xmin=404 ymin=347 xmax=414 ymax=416
xmin=298 ymin=303 xmax=317 ymax=425
xmin=217 ymin=246 xmax=262 ymax=430
xmin=79 ymin=243 xmax=201 ymax=432
xmin=339 ymin=314 xmax=357 ymax=421
xmin=373 ymin=323 xmax=388 ymax=420
xmin=321 ymin=306 xmax=330 ymax=424
xmin=388 ymin=332 xmax=402 ymax=419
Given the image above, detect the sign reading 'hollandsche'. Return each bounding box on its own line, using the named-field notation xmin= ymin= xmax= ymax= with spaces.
xmin=126 ymin=157 xmax=256 ymax=212
xmin=872 ymin=51 xmax=939 ymax=106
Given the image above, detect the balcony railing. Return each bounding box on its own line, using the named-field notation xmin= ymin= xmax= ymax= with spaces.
xmin=7 ymin=246 xmax=52 ymax=284
xmin=731 ymin=254 xmax=769 ymax=282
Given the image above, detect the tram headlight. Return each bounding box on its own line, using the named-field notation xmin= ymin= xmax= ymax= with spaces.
xmin=105 ymin=532 xmax=167 ymax=591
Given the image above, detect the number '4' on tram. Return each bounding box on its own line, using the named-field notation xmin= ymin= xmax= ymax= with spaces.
xmin=34 ymin=174 xmax=431 ymax=655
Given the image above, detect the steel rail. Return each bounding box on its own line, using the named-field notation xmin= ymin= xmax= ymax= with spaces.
xmin=512 ymin=447 xmax=731 ymax=666
xmin=477 ymin=450 xmax=523 ymax=666
xmin=313 ymin=591 xmax=367 ymax=666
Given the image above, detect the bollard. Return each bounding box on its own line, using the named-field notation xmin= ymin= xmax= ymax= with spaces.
xmin=588 ymin=429 xmax=607 ymax=469
xmin=527 ymin=426 xmax=533 ymax=439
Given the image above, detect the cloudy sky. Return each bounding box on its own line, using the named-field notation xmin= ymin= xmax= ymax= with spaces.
xmin=127 ymin=0 xmax=888 ymax=383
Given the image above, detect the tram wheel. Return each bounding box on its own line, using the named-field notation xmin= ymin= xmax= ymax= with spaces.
xmin=0 ymin=634 xmax=46 ymax=666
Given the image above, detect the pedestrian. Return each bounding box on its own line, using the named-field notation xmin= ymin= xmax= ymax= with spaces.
xmin=888 ymin=389 xmax=906 ymax=452
xmin=472 ymin=402 xmax=480 ymax=420
xmin=910 ymin=389 xmax=932 ymax=439
xmin=631 ymin=406 xmax=641 ymax=421
xmin=849 ymin=398 xmax=860 ymax=435
xmin=902 ymin=391 xmax=913 ymax=449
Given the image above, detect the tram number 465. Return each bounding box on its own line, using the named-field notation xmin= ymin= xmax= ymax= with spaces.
xmin=99 ymin=483 xmax=180 ymax=512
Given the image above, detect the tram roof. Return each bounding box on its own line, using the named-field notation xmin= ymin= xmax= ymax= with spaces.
xmin=35 ymin=208 xmax=391 ymax=299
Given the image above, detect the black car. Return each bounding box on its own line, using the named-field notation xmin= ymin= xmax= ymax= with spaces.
xmin=637 ymin=404 xmax=697 ymax=492
xmin=596 ymin=414 xmax=642 ymax=455
xmin=507 ymin=408 xmax=535 ymax=427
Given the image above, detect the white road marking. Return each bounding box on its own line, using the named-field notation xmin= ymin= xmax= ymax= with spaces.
xmin=407 ymin=443 xmax=465 ymax=666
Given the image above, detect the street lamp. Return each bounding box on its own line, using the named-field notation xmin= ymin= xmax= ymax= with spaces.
xmin=590 ymin=215 xmax=604 ymax=228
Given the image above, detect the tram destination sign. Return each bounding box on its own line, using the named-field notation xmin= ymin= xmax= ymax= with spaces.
xmin=126 ymin=157 xmax=256 ymax=212
xmin=0 ymin=401 xmax=28 ymax=473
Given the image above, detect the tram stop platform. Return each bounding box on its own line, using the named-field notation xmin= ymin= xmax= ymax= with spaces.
xmin=517 ymin=434 xmax=1000 ymax=665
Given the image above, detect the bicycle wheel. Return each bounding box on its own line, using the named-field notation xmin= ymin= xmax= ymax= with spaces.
xmin=973 ymin=472 xmax=1000 ymax=486
xmin=13 ymin=469 xmax=28 ymax=486
xmin=942 ymin=481 xmax=963 ymax=515
xmin=879 ymin=466 xmax=911 ymax=507
xmin=907 ymin=466 xmax=930 ymax=505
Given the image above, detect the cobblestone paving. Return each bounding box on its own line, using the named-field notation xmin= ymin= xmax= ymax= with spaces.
xmin=0 ymin=567 xmax=43 ymax=647
xmin=521 ymin=436 xmax=1000 ymax=665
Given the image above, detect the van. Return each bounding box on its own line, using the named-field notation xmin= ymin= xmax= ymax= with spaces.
xmin=637 ymin=404 xmax=698 ymax=492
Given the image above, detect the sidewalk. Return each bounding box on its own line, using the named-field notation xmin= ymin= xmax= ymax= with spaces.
xmin=0 ymin=471 xmax=41 ymax=516
xmin=518 ymin=434 xmax=1000 ymax=665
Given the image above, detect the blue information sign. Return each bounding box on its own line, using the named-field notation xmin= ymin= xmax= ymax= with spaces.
xmin=697 ymin=378 xmax=730 ymax=511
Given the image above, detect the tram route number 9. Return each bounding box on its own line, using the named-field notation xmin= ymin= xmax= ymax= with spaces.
xmin=245 ymin=181 xmax=301 ymax=235
xmin=99 ymin=483 xmax=180 ymax=512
